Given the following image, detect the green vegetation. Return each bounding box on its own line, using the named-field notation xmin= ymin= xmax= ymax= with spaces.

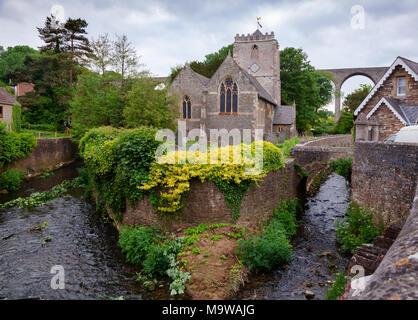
xmin=1 ymin=178 xmax=84 ymax=208
xmin=280 ymin=48 xmax=334 ymax=134
xmin=118 ymin=226 xmax=190 ymax=295
xmin=333 ymin=111 xmax=354 ymax=134
xmin=0 ymin=169 xmax=24 ymax=192
xmin=79 ymin=126 xmax=162 ymax=219
xmin=343 ymin=84 xmax=372 ymax=113
xmin=276 ymin=137 xmax=300 ymax=158
xmin=336 ymin=202 xmax=384 ymax=254
xmin=168 ymin=44 xmax=233 ymax=83
xmin=0 ymin=122 xmax=37 ymax=169
xmin=330 ymin=158 xmax=353 ymax=181
xmin=325 ymin=271 xmax=348 ymax=300
xmin=11 ymin=105 xmax=22 ymax=133
xmin=237 ymin=200 xmax=299 ymax=273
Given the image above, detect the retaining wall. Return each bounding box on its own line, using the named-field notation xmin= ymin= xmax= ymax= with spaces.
xmin=1 ymin=137 xmax=78 ymax=175
xmin=351 ymin=141 xmax=418 ymax=224
xmin=111 ymin=159 xmax=300 ymax=232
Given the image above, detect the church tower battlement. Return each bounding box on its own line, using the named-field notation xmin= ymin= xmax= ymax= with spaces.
xmin=233 ymin=29 xmax=281 ymax=106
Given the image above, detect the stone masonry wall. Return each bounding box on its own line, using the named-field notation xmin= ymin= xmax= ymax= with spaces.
xmin=1 ymin=137 xmax=78 ymax=175
xmin=350 ymin=179 xmax=418 ymax=300
xmin=351 ymin=141 xmax=418 ymax=224
xmin=290 ymin=135 xmax=354 ymax=166
xmin=113 ymin=159 xmax=299 ymax=232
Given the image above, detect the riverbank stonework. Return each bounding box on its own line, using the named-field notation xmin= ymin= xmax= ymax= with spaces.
xmin=349 ymin=179 xmax=418 ymax=300
xmin=351 ymin=141 xmax=418 ymax=224
xmin=290 ymin=135 xmax=353 ymax=166
xmin=109 ymin=159 xmax=300 ymax=232
xmin=1 ymin=137 xmax=78 ymax=176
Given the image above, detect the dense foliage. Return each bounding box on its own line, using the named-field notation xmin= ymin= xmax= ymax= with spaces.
xmin=0 ymin=122 xmax=37 ymax=168
xmin=280 ymin=48 xmax=334 ymax=133
xmin=168 ymin=44 xmax=233 ymax=83
xmin=330 ymin=158 xmax=353 ymax=181
xmin=118 ymin=226 xmax=190 ymax=295
xmin=140 ymin=142 xmax=284 ymax=215
xmin=276 ymin=137 xmax=300 ymax=158
xmin=333 ymin=111 xmax=354 ymax=134
xmin=11 ymin=105 xmax=22 ymax=133
xmin=79 ymin=126 xmax=162 ymax=219
xmin=343 ymin=84 xmax=372 ymax=113
xmin=336 ymin=202 xmax=383 ymax=254
xmin=0 ymin=46 xmax=39 ymax=85
xmin=237 ymin=200 xmax=299 ymax=273
xmin=0 ymin=169 xmax=24 ymax=192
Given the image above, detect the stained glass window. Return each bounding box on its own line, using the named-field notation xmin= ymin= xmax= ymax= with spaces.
xmin=220 ymin=77 xmax=238 ymax=114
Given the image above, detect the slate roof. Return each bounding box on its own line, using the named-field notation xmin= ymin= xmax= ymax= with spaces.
xmin=355 ymin=56 xmax=418 ymax=116
xmin=367 ymin=97 xmax=418 ymax=125
xmin=0 ymin=87 xmax=19 ymax=106
xmin=273 ymin=106 xmax=295 ymax=125
xmin=243 ymin=71 xmax=277 ymax=106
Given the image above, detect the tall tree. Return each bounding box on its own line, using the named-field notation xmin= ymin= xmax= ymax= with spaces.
xmin=0 ymin=45 xmax=39 ymax=84
xmin=63 ymin=18 xmax=92 ymax=87
xmin=37 ymin=15 xmax=66 ymax=53
xmin=70 ymin=70 xmax=124 ymax=138
xmin=343 ymin=84 xmax=372 ymax=113
xmin=280 ymin=47 xmax=333 ymax=133
xmin=90 ymin=33 xmax=113 ymax=75
xmin=123 ymin=76 xmax=179 ymax=131
xmin=112 ymin=34 xmax=138 ymax=86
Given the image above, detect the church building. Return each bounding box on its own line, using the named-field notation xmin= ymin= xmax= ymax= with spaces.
xmin=171 ymin=29 xmax=297 ymax=143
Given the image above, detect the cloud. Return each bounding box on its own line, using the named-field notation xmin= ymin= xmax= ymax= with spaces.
xmin=0 ymin=0 xmax=417 ymax=86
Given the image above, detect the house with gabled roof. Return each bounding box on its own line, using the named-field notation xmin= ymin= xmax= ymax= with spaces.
xmin=354 ymin=57 xmax=418 ymax=141
xmin=171 ymin=30 xmax=296 ymax=143
xmin=0 ymin=87 xmax=20 ymax=130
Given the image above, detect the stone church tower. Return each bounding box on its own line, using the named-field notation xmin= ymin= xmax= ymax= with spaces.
xmin=233 ymin=30 xmax=281 ymax=106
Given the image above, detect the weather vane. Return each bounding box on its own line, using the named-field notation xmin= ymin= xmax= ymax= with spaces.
xmin=256 ymin=17 xmax=262 ymax=30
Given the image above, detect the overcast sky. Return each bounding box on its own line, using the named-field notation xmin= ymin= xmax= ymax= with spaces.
xmin=1 ymin=0 xmax=417 ymax=106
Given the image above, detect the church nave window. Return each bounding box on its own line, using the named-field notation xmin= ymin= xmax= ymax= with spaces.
xmin=219 ymin=76 xmax=238 ymax=114
xmin=182 ymin=95 xmax=192 ymax=119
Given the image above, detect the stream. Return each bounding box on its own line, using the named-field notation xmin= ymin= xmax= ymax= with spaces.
xmin=0 ymin=164 xmax=350 ymax=300
xmin=237 ymin=172 xmax=351 ymax=300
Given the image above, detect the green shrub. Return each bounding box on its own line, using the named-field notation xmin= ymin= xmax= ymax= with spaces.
xmin=118 ymin=226 xmax=163 ymax=265
xmin=143 ymin=244 xmax=171 ymax=276
xmin=237 ymin=231 xmax=292 ymax=273
xmin=272 ymin=199 xmax=299 ymax=237
xmin=0 ymin=169 xmax=24 ymax=191
xmin=330 ymin=158 xmax=353 ymax=181
xmin=325 ymin=271 xmax=348 ymax=300
xmin=277 ymin=137 xmax=300 ymax=158
xmin=336 ymin=203 xmax=383 ymax=254
xmin=11 ymin=105 xmax=22 ymax=133
xmin=79 ymin=126 xmax=161 ymax=216
xmin=237 ymin=200 xmax=298 ymax=273
xmin=0 ymin=122 xmax=37 ymax=168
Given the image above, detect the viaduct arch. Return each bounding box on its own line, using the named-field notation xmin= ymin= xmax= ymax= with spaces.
xmin=319 ymin=67 xmax=388 ymax=122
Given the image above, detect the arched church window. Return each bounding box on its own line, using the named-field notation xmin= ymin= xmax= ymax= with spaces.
xmin=251 ymin=44 xmax=259 ymax=60
xmin=182 ymin=95 xmax=192 ymax=119
xmin=219 ymin=76 xmax=238 ymax=114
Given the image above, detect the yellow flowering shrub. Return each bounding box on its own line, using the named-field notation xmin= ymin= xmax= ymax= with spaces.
xmin=140 ymin=141 xmax=284 ymax=214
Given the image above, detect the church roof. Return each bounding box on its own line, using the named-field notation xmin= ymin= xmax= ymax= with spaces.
xmin=0 ymin=87 xmax=19 ymax=106
xmin=243 ymin=71 xmax=277 ymax=106
xmin=273 ymin=105 xmax=295 ymax=125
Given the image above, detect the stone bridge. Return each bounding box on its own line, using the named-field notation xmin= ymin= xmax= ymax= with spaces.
xmin=319 ymin=67 xmax=388 ymax=122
